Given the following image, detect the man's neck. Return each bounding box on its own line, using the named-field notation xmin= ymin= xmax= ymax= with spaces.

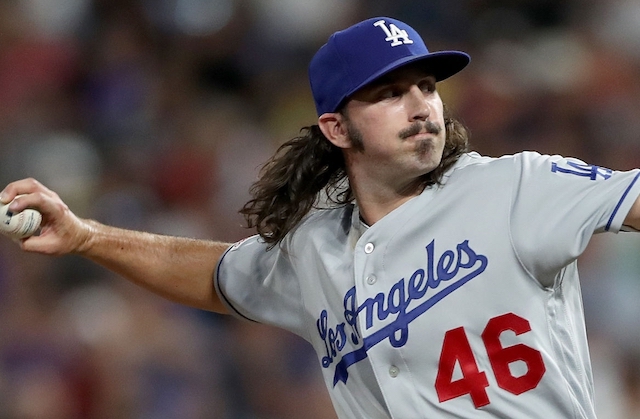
xmin=351 ymin=176 xmax=425 ymax=226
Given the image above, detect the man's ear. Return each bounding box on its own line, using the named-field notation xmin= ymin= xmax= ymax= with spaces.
xmin=318 ymin=113 xmax=352 ymax=149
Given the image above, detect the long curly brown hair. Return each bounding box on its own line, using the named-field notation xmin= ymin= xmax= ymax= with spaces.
xmin=240 ymin=105 xmax=470 ymax=247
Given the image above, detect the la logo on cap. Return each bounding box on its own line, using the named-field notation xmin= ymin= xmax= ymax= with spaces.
xmin=374 ymin=19 xmax=414 ymax=47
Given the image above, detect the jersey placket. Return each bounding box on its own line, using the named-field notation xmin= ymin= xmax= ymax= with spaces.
xmin=352 ymin=226 xmax=425 ymax=418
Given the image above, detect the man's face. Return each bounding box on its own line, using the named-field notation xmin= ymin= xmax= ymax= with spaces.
xmin=340 ymin=65 xmax=447 ymax=188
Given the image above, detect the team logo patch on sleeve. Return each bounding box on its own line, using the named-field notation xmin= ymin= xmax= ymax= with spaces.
xmin=551 ymin=160 xmax=613 ymax=180
xmin=229 ymin=237 xmax=251 ymax=251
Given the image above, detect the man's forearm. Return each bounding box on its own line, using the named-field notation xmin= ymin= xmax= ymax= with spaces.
xmin=79 ymin=220 xmax=231 ymax=313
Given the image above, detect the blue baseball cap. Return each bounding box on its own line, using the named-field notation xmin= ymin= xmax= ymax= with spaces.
xmin=309 ymin=17 xmax=470 ymax=116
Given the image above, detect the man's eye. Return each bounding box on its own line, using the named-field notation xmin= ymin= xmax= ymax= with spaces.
xmin=419 ymin=80 xmax=436 ymax=93
xmin=379 ymin=88 xmax=401 ymax=99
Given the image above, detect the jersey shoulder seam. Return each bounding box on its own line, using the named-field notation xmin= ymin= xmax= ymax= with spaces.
xmin=507 ymin=154 xmax=551 ymax=291
xmin=281 ymin=232 xmax=314 ymax=342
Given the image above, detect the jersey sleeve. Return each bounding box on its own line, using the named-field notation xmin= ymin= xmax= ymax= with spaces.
xmin=509 ymin=152 xmax=640 ymax=283
xmin=214 ymin=235 xmax=309 ymax=340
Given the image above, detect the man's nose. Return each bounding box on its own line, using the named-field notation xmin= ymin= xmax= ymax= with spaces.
xmin=406 ymin=85 xmax=431 ymax=121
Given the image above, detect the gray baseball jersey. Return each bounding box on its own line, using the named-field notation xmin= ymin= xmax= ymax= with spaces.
xmin=215 ymin=151 xmax=640 ymax=418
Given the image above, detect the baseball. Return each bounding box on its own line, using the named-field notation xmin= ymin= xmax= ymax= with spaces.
xmin=0 ymin=199 xmax=42 ymax=239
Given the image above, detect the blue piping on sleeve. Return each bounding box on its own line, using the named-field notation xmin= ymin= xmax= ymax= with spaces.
xmin=606 ymin=172 xmax=640 ymax=231
xmin=215 ymin=245 xmax=258 ymax=322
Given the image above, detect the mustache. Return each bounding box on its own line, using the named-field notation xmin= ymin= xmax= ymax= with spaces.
xmin=398 ymin=120 xmax=442 ymax=140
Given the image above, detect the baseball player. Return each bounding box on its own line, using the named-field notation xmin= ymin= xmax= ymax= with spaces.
xmin=3 ymin=17 xmax=640 ymax=419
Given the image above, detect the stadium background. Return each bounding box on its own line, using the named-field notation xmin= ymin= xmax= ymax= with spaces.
xmin=1 ymin=0 xmax=640 ymax=417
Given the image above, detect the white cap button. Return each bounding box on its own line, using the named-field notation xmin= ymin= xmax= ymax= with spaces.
xmin=364 ymin=242 xmax=375 ymax=254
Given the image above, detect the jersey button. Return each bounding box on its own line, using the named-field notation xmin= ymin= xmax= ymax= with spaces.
xmin=366 ymin=275 xmax=377 ymax=285
xmin=364 ymin=243 xmax=375 ymax=254
xmin=389 ymin=366 xmax=400 ymax=378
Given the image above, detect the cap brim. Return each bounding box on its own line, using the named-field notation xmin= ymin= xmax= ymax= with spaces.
xmin=342 ymin=51 xmax=470 ymax=106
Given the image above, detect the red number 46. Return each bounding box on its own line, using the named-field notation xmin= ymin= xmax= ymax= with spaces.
xmin=435 ymin=313 xmax=546 ymax=408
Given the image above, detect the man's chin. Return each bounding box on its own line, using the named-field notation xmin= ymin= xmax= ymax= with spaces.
xmin=415 ymin=140 xmax=444 ymax=163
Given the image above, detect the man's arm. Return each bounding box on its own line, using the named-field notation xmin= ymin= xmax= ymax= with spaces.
xmin=624 ymin=195 xmax=640 ymax=231
xmin=1 ymin=178 xmax=230 ymax=313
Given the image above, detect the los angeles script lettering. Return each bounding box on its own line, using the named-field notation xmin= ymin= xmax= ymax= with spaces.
xmin=316 ymin=239 xmax=488 ymax=386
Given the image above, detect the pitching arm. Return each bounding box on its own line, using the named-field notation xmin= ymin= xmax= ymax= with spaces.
xmin=623 ymin=194 xmax=640 ymax=232
xmin=1 ymin=178 xmax=230 ymax=314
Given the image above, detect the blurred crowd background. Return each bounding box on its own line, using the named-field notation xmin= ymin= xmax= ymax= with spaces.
xmin=1 ymin=0 xmax=640 ymax=418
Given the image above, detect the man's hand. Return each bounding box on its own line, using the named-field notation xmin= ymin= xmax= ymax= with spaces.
xmin=0 ymin=178 xmax=93 ymax=256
